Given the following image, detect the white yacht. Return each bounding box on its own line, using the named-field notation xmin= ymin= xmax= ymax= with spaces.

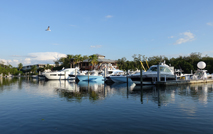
xmin=128 ymin=63 xmax=175 ymax=85
xmin=43 ymin=67 xmax=79 ymax=80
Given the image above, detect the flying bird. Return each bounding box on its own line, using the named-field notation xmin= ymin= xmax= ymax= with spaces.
xmin=45 ymin=26 xmax=51 ymax=31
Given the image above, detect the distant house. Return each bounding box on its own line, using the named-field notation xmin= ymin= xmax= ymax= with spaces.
xmin=71 ymin=54 xmax=117 ymax=70
xmin=22 ymin=64 xmax=55 ymax=71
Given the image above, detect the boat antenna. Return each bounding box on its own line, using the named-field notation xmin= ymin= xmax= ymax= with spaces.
xmin=145 ymin=59 xmax=149 ymax=69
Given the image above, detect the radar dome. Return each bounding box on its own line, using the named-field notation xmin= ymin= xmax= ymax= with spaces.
xmin=197 ymin=61 xmax=206 ymax=69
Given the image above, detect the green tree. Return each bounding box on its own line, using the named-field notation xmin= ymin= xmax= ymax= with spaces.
xmin=88 ymin=54 xmax=98 ymax=70
xmin=73 ymin=54 xmax=83 ymax=67
xmin=45 ymin=64 xmax=53 ymax=70
xmin=18 ymin=63 xmax=23 ymax=71
xmin=132 ymin=54 xmax=147 ymax=70
xmin=31 ymin=65 xmax=37 ymax=75
xmin=66 ymin=54 xmax=74 ymax=68
xmin=117 ymin=57 xmax=127 ymax=70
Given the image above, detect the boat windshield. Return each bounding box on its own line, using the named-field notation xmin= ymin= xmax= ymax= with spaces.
xmin=148 ymin=66 xmax=172 ymax=73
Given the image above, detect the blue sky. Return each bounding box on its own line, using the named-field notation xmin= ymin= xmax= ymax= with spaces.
xmin=1 ymin=0 xmax=213 ymax=67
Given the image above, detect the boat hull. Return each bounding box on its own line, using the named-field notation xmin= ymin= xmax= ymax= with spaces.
xmin=110 ymin=76 xmax=133 ymax=83
xmin=43 ymin=68 xmax=78 ymax=80
xmin=77 ymin=75 xmax=103 ymax=81
xmin=129 ymin=74 xmax=175 ymax=85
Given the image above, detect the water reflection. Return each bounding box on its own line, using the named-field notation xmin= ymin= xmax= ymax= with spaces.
xmin=1 ymin=78 xmax=213 ymax=107
xmin=2 ymin=78 xmax=213 ymax=133
xmin=189 ymin=84 xmax=213 ymax=104
xmin=0 ymin=77 xmax=22 ymax=92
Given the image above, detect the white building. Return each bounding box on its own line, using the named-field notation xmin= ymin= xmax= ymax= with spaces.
xmin=22 ymin=64 xmax=55 ymax=71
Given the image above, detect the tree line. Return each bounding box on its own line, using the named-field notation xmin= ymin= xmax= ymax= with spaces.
xmin=53 ymin=52 xmax=213 ymax=74
xmin=0 ymin=61 xmax=22 ymax=76
xmin=1 ymin=52 xmax=213 ymax=76
xmin=0 ymin=54 xmax=99 ymax=76
xmin=117 ymin=52 xmax=213 ymax=73
xmin=53 ymin=54 xmax=99 ymax=70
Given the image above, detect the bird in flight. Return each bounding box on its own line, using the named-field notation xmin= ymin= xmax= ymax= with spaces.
xmin=45 ymin=26 xmax=51 ymax=31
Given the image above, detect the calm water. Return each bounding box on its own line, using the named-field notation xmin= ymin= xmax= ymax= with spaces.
xmin=1 ymin=77 xmax=213 ymax=134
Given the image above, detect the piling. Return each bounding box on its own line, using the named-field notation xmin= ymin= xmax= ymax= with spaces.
xmin=140 ymin=86 xmax=143 ymax=104
xmin=88 ymin=70 xmax=89 ymax=82
xmin=158 ymin=87 xmax=161 ymax=107
xmin=140 ymin=69 xmax=143 ymax=85
xmin=126 ymin=69 xmax=128 ymax=86
xmin=75 ymin=69 xmax=77 ymax=80
xmin=157 ymin=64 xmax=160 ymax=82
xmin=104 ymin=68 xmax=106 ymax=81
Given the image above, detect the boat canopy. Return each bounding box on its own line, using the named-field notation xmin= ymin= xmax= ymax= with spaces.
xmin=146 ymin=65 xmax=173 ymax=74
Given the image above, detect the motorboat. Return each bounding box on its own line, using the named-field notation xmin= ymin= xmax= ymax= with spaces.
xmin=43 ymin=67 xmax=79 ymax=80
xmin=128 ymin=63 xmax=175 ymax=85
xmin=109 ymin=75 xmax=133 ymax=83
xmin=190 ymin=61 xmax=212 ymax=80
xmin=191 ymin=70 xmax=212 ymax=80
xmin=5 ymin=73 xmax=13 ymax=78
xmin=174 ymin=69 xmax=193 ymax=80
xmin=76 ymin=70 xmax=104 ymax=81
xmin=104 ymin=69 xmax=125 ymax=82
xmin=108 ymin=70 xmax=141 ymax=83
xmin=31 ymin=75 xmax=38 ymax=79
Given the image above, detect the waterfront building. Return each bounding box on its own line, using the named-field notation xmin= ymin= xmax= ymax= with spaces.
xmin=70 ymin=54 xmax=117 ymax=70
xmin=22 ymin=64 xmax=55 ymax=71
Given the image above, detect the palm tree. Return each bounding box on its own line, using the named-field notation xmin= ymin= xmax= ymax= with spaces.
xmin=66 ymin=54 xmax=74 ymax=68
xmin=88 ymin=54 xmax=98 ymax=70
xmin=45 ymin=64 xmax=50 ymax=70
xmin=73 ymin=54 xmax=81 ymax=67
xmin=73 ymin=54 xmax=86 ymax=67
xmin=18 ymin=63 xmax=23 ymax=71
xmin=31 ymin=65 xmax=37 ymax=75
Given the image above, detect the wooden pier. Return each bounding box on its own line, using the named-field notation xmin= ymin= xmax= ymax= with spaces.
xmin=156 ymin=79 xmax=213 ymax=86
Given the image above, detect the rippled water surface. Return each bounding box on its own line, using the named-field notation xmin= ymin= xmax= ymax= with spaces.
xmin=1 ymin=77 xmax=213 ymax=134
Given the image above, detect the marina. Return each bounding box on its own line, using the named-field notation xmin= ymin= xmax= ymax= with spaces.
xmin=2 ymin=1 xmax=213 ymax=133
xmin=1 ymin=77 xmax=213 ymax=133
xmin=4 ymin=60 xmax=213 ymax=87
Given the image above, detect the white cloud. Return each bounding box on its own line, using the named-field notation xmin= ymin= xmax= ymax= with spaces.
xmin=0 ymin=59 xmax=20 ymax=67
xmin=90 ymin=45 xmax=102 ymax=48
xmin=12 ymin=60 xmax=19 ymax=65
xmin=1 ymin=52 xmax=67 ymax=67
xmin=10 ymin=55 xmax=36 ymax=58
xmin=24 ymin=58 xmax=31 ymax=65
xmin=28 ymin=52 xmax=66 ymax=61
xmin=207 ymin=22 xmax=213 ymax=26
xmin=105 ymin=15 xmax=113 ymax=18
xmin=0 ymin=59 xmax=7 ymax=64
xmin=168 ymin=36 xmax=174 ymax=38
xmin=174 ymin=31 xmax=195 ymax=45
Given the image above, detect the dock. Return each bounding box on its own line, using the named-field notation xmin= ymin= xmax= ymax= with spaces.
xmin=156 ymin=79 xmax=213 ymax=86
